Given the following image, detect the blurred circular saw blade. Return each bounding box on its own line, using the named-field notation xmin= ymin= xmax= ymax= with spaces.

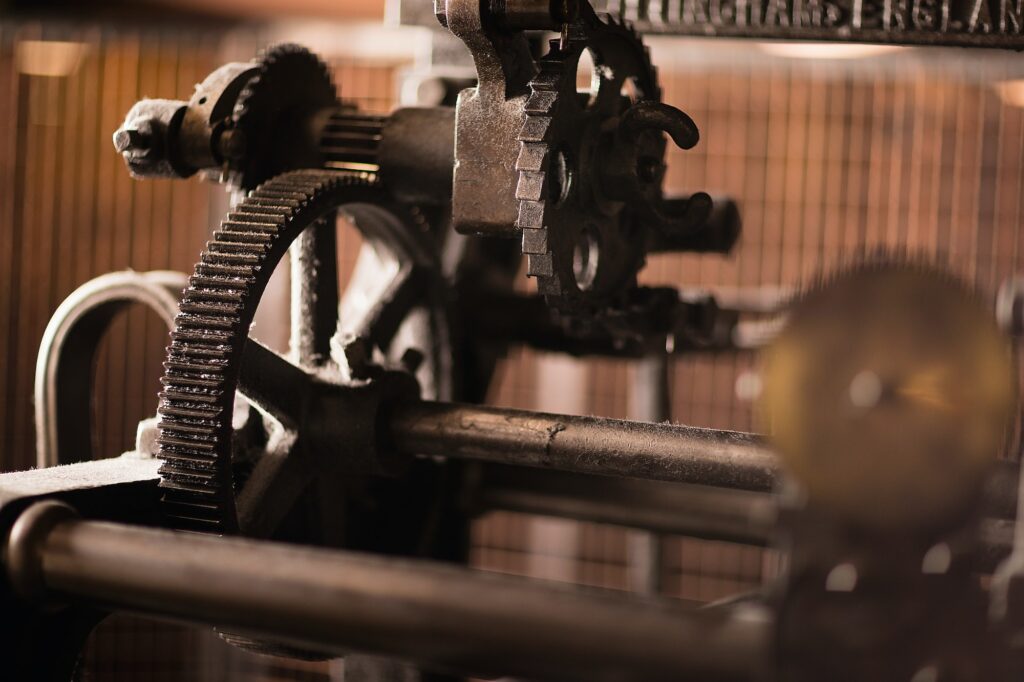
xmin=760 ymin=259 xmax=1017 ymax=532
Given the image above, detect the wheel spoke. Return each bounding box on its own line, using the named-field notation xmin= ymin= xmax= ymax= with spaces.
xmin=290 ymin=213 xmax=340 ymax=368
xmin=239 ymin=338 xmax=313 ymax=428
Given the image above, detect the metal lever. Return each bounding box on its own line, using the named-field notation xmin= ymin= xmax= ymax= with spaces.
xmin=619 ymin=100 xmax=700 ymax=150
xmin=602 ymin=100 xmax=713 ymax=237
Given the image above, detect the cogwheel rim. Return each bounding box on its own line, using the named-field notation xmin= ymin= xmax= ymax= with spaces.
xmin=156 ymin=169 xmax=383 ymax=533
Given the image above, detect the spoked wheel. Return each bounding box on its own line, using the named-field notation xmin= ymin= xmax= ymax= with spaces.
xmin=156 ymin=170 xmax=459 ymax=546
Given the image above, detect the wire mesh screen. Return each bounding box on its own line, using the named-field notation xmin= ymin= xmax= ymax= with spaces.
xmin=476 ymin=40 xmax=1024 ymax=603
xmin=2 ymin=16 xmax=1024 ymax=681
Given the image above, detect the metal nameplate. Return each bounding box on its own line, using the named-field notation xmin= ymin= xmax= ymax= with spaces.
xmin=617 ymin=0 xmax=1024 ymax=48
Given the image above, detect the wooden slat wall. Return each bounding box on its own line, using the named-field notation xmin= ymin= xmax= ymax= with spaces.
xmin=0 ymin=24 xmax=227 ymax=472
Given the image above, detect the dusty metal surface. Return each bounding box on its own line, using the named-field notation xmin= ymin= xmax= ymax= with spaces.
xmin=391 ymin=400 xmax=778 ymax=489
xmin=11 ymin=1 xmax=1024 ymax=679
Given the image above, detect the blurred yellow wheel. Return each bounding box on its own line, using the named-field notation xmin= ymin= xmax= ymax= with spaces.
xmin=760 ymin=261 xmax=1016 ymax=532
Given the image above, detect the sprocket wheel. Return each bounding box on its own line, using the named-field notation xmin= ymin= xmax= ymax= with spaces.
xmin=515 ymin=9 xmax=675 ymax=318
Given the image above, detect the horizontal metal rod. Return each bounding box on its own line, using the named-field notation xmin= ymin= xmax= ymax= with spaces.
xmin=391 ymin=401 xmax=779 ymax=492
xmin=476 ymin=463 xmax=778 ymax=546
xmin=8 ymin=503 xmax=770 ymax=682
xmin=391 ymin=401 xmax=1020 ymax=520
xmin=474 ymin=464 xmax=1013 ymax=572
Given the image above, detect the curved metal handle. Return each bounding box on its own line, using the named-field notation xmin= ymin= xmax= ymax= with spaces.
xmin=34 ymin=270 xmax=188 ymax=468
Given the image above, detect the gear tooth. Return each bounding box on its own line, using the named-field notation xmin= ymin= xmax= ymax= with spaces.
xmin=226 ymin=213 xmax=280 ymax=226
xmin=159 ymin=402 xmax=221 ymax=420
xmin=531 ymin=71 xmax=564 ymax=92
xmin=214 ymin=229 xmax=274 ymax=244
xmin=245 ymin=196 xmax=301 ymax=210
xmin=515 ymin=12 xmax=667 ymax=316
xmin=517 ymin=200 xmax=546 ymax=230
xmin=519 ymin=115 xmax=553 ymax=143
xmin=525 ymin=90 xmax=559 ymax=115
xmin=231 ymin=45 xmax=339 ymax=189
xmin=158 ymin=474 xmax=220 ymax=496
xmin=537 ymin=276 xmax=562 ymax=295
xmin=195 ymin=263 xmax=258 ymax=281
xmin=515 ymin=142 xmax=548 ymax=173
xmin=205 ymin=248 xmax=263 ymax=265
xmin=521 ymin=227 xmax=549 ymax=254
xmin=527 ymin=253 xmax=555 ymax=277
xmin=515 ymin=171 xmax=547 ymax=202
xmin=158 ymin=169 xmax=380 ymax=532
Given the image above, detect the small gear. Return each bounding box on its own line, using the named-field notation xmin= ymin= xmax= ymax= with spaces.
xmin=760 ymin=256 xmax=1017 ymax=532
xmin=228 ymin=44 xmax=339 ymax=189
xmin=515 ymin=10 xmax=696 ymax=318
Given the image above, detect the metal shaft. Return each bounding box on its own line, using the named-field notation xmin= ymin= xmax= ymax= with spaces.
xmin=390 ymin=401 xmax=1020 ymax=522
xmin=9 ymin=503 xmax=770 ymax=682
xmin=391 ymin=401 xmax=778 ymax=491
xmin=475 ymin=465 xmax=1013 ymax=572
xmin=476 ymin=464 xmax=777 ymax=546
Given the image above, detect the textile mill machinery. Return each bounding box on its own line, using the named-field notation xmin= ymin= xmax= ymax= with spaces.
xmin=3 ymin=0 xmax=1024 ymax=679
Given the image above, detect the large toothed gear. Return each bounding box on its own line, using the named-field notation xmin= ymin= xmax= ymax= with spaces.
xmin=760 ymin=257 xmax=1017 ymax=532
xmin=156 ymin=170 xmax=451 ymax=535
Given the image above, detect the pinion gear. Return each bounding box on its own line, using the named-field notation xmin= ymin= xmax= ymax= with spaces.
xmin=228 ymin=44 xmax=338 ymax=189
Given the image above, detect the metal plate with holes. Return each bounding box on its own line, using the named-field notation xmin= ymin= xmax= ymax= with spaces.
xmin=618 ymin=0 xmax=1024 ymax=48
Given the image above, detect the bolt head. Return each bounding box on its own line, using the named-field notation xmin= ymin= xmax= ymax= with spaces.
xmin=400 ymin=347 xmax=425 ymax=374
xmin=112 ymin=127 xmax=151 ymax=154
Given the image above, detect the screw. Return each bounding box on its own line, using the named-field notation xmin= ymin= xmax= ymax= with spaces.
xmin=400 ymin=347 xmax=425 ymax=374
xmin=340 ymin=334 xmax=374 ymax=380
xmin=113 ymin=127 xmax=152 ymax=154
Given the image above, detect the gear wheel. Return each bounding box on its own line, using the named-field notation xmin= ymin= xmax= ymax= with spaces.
xmin=228 ymin=44 xmax=339 ymax=189
xmin=156 ymin=169 xmax=449 ymax=534
xmin=515 ymin=10 xmax=675 ymax=317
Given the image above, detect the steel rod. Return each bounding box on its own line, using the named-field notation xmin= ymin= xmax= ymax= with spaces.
xmin=391 ymin=401 xmax=1020 ymax=521
xmin=476 ymin=464 xmax=777 ymax=546
xmin=8 ymin=503 xmax=770 ymax=682
xmin=474 ymin=465 xmax=1014 ymax=572
xmin=392 ymin=401 xmax=778 ymax=491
